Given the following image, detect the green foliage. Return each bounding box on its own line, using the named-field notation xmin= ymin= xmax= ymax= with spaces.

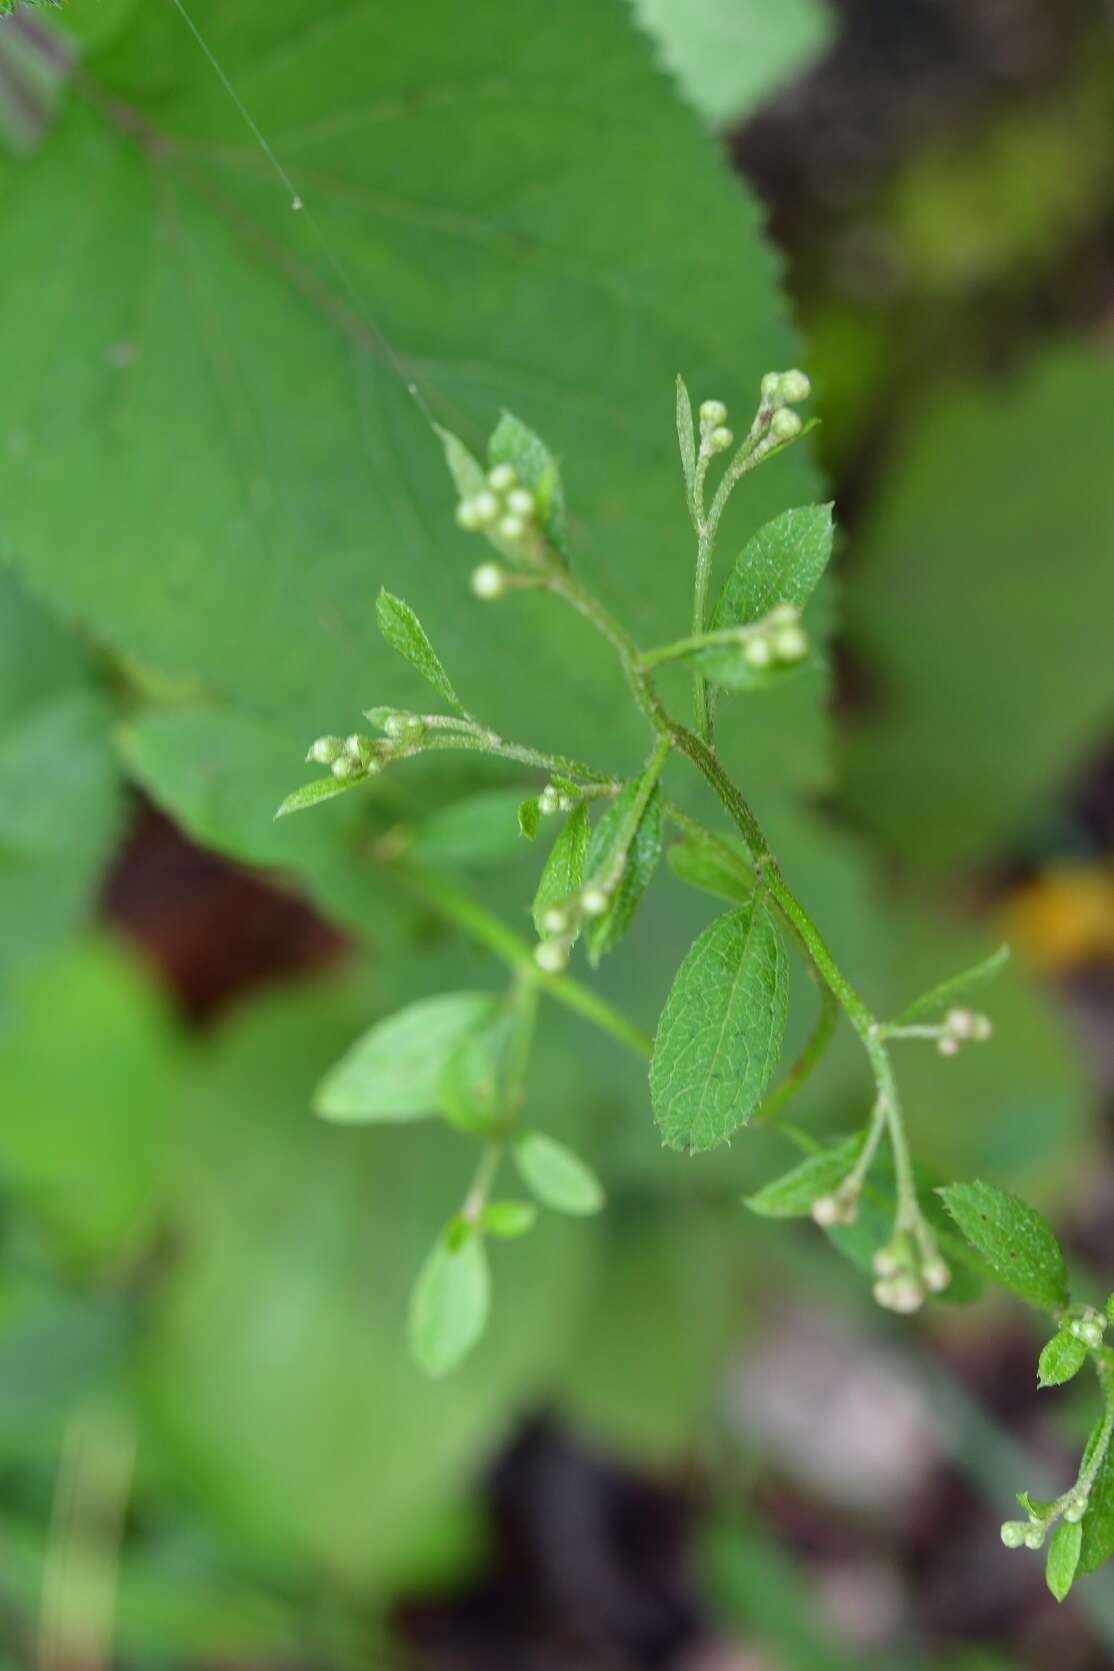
xmin=745 ymin=1134 xmax=864 ymax=1218
xmin=411 ymin=790 xmax=527 ymax=868
xmin=1037 ymin=1329 xmax=1088 ymax=1389
xmin=512 ymin=1132 xmax=604 ymax=1216
xmin=667 ymin=828 xmax=754 ymax=905
xmin=479 ymin=1201 xmax=537 ymax=1239
xmin=1046 ymin=1516 xmax=1082 ymax=1602
xmin=437 ymin=1008 xmax=515 ymax=1133
xmin=895 ymin=944 xmax=1011 ymax=1026
xmin=1078 ymin=1415 xmax=1114 ymax=1576
xmin=938 ymin=1180 xmax=1069 ymax=1312
xmin=701 ymin=504 xmax=834 ymax=690
xmin=376 ymin=591 xmax=467 ymax=717
xmin=632 ymin=0 xmax=833 ymax=127
xmin=532 ymin=805 xmax=591 ymax=935
xmin=409 ymin=1225 xmax=491 ymax=1378
xmin=582 ymin=778 xmax=663 ymax=964
xmin=651 ymin=904 xmax=788 ymax=1153
xmin=488 ymin=412 xmax=567 ymax=553
xmin=315 ymin=993 xmax=496 ymax=1123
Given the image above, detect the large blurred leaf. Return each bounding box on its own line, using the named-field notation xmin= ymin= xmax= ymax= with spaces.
xmin=632 ymin=0 xmax=833 ymax=127
xmin=845 ymin=350 xmax=1114 ymax=873
xmin=1 ymin=0 xmax=815 ymax=798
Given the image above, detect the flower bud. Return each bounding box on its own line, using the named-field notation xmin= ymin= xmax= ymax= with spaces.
xmin=535 ymin=939 xmax=569 ymax=974
xmin=538 ymin=786 xmax=560 ymax=816
xmin=778 ymin=369 xmax=812 ymax=405
xmin=810 ymin=1193 xmax=843 ymax=1228
xmin=497 ymin=513 xmax=527 ymax=543
xmin=344 ymin=733 xmax=373 ymax=764
xmin=946 ymin=1008 xmax=975 ymax=1038
xmin=971 ymin=1013 xmax=993 ymax=1041
xmin=1000 ymin=1520 xmax=1026 ymax=1549
xmin=769 ymin=407 xmax=803 ymax=443
xmin=1065 ymin=1492 xmax=1089 ymax=1523
xmin=506 ymin=486 xmax=535 ymax=517
xmin=332 ymin=754 xmax=363 ymax=780
xmin=922 ymin=1257 xmax=951 ymax=1294
xmin=773 ymin=625 xmax=809 ymax=663
xmin=456 ymin=499 xmax=484 ymax=531
xmin=383 ymin=713 xmax=423 ymax=743
xmin=880 ymin=1274 xmax=925 ymax=1314
xmin=937 ymin=1036 xmax=960 ymax=1057
xmin=760 ymin=372 xmax=781 ymax=405
xmin=580 ymin=885 xmax=609 ymax=918
xmin=471 ymin=562 xmax=507 ymax=600
xmin=542 ymin=907 xmax=570 ymax=936
xmin=306 ymin=735 xmax=344 ymax=765
xmin=1080 ymin=1319 xmax=1104 ymax=1349
xmin=557 ymin=794 xmax=575 ymax=813
xmin=709 ymin=425 xmax=733 ymax=452
xmin=487 ymin=463 xmax=517 ymax=492
xmin=699 ymin=398 xmax=728 ymax=428
xmin=767 ymin=603 xmax=799 ymax=627
xmin=1024 ymin=1525 xmax=1046 ymax=1551
xmin=744 ymin=636 xmax=773 ymax=670
xmin=469 ymin=489 xmax=500 ymax=527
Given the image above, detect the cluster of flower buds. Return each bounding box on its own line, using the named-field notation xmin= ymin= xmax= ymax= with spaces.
xmin=739 ymin=602 xmax=810 ymax=672
xmin=455 ymin=462 xmax=538 ymax=554
xmin=1000 ymin=1515 xmax=1052 ymax=1551
xmin=810 ymin=1182 xmax=861 ymax=1229
xmin=534 ymin=882 xmax=611 ymax=974
xmin=1066 ymin=1306 xmax=1107 ymax=1350
xmin=698 ymin=398 xmax=734 ymax=457
xmin=306 ymin=732 xmax=392 ymax=781
xmin=936 ymin=1007 xmax=993 ymax=1057
xmin=870 ymin=1231 xmax=950 ymax=1313
xmin=368 ymin=708 xmax=426 ymax=746
xmin=537 ymin=783 xmax=578 ymax=817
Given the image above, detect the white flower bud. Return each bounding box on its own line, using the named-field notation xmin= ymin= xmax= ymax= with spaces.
xmin=306 ymin=735 xmax=344 ymax=765
xmin=769 ymin=407 xmax=803 ymax=442
xmin=779 ymin=370 xmax=812 ymax=405
xmin=535 ymin=939 xmax=569 ymax=974
xmin=557 ymin=794 xmax=575 ymax=813
xmin=877 ymin=1275 xmax=925 ymax=1314
xmin=497 ymin=513 xmax=527 ymax=542
xmin=470 ymin=489 xmax=500 ymax=527
xmin=1065 ymin=1492 xmax=1089 ymax=1523
xmin=922 ymin=1257 xmax=951 ymax=1293
xmin=456 ymin=498 xmax=484 ymax=531
xmin=946 ymin=1008 xmax=975 ymax=1039
xmin=542 ymin=907 xmax=570 ymax=936
xmin=1081 ymin=1320 xmax=1104 ymax=1349
xmin=972 ymin=1013 xmax=993 ymax=1041
xmin=1000 ymin=1521 xmax=1026 ymax=1548
xmin=760 ymin=372 xmax=781 ymax=405
xmin=487 ymin=462 xmax=517 ymax=492
xmin=344 ymin=733 xmax=373 ymax=764
xmin=773 ymin=626 xmax=809 ymax=663
xmin=744 ymin=636 xmax=773 ymax=670
xmin=506 ymin=486 xmax=535 ymax=517
xmin=1069 ymin=1319 xmax=1085 ymax=1339
xmin=767 ymin=603 xmax=799 ymax=627
xmin=937 ymin=1036 xmax=960 ymax=1057
xmin=332 ymin=755 xmax=363 ymax=780
xmin=699 ymin=398 xmax=727 ymax=428
xmin=538 ymin=787 xmax=560 ymax=816
xmin=580 ymin=885 xmax=609 ymax=918
xmin=1024 ymin=1525 xmax=1046 ymax=1551
xmin=709 ymin=425 xmax=733 ymax=452
xmin=471 ymin=562 xmax=507 ymax=600
xmin=810 ymin=1194 xmax=841 ymax=1228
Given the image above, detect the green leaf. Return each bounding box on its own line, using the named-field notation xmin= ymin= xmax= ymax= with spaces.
xmin=701 ymin=505 xmax=834 ymax=691
xmin=480 ymin=1201 xmax=537 ymax=1239
xmin=937 ymin=1180 xmax=1069 ymax=1312
xmin=518 ymin=798 xmax=541 ymax=840
xmin=1037 ymin=1329 xmax=1088 ymax=1389
xmin=651 ymin=902 xmax=789 ymax=1154
xmin=488 ymin=412 xmax=566 ymax=553
xmin=745 ymin=1134 xmax=865 ymax=1219
xmin=666 ymin=829 xmax=754 ymax=906
xmin=376 ymin=591 xmax=466 ymax=717
xmin=274 ymin=774 xmax=367 ymax=819
xmin=513 ymin=1132 xmax=604 ymax=1216
xmin=632 ymin=0 xmax=833 ymax=126
xmin=583 ymin=779 xmax=663 ymax=965
xmin=1017 ymin=1490 xmax=1057 ymax=1520
xmin=410 ymin=789 xmax=526 ymax=868
xmin=1078 ymin=1414 xmax=1114 ymax=1576
xmin=675 ymin=374 xmax=696 ymax=502
xmin=532 ymin=803 xmax=590 ymax=935
xmin=315 ymin=993 xmax=496 ymax=1123
xmin=436 ymin=1009 xmax=513 ymax=1133
xmin=434 ymin=424 xmax=487 ymax=502
xmin=1045 ymin=1516 xmax=1082 ymax=1602
xmin=894 ymin=943 xmax=1011 ymax=1026
xmin=408 ymin=1226 xmax=490 ymax=1378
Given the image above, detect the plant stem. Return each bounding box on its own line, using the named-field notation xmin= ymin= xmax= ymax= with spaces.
xmin=691 ymin=527 xmax=714 ymax=742
xmin=640 ymin=619 xmax=765 ymax=671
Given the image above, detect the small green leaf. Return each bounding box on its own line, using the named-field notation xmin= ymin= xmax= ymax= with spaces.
xmin=315 ymin=993 xmax=496 ymax=1123
xmin=676 ymin=374 xmax=696 ymax=502
xmin=666 ymin=829 xmax=753 ymax=906
xmin=411 ymin=789 xmax=525 ymax=868
xmin=1037 ymin=1330 xmax=1088 ymax=1389
xmin=275 ymin=774 xmax=366 ymax=819
xmin=513 ymin=1132 xmax=605 ymax=1215
xmin=518 ymin=797 xmax=541 ymax=840
xmin=745 ymin=1133 xmax=865 ymax=1218
xmin=1017 ymin=1490 xmax=1057 ymax=1520
xmin=937 ymin=1180 xmax=1069 ymax=1312
xmin=532 ymin=803 xmax=590 ymax=935
xmin=1046 ymin=1516 xmax=1082 ymax=1602
xmin=1079 ymin=1414 xmax=1114 ymax=1575
xmin=651 ymin=902 xmax=789 ymax=1154
xmin=894 ymin=943 xmax=1011 ymax=1026
xmin=434 ymin=423 xmax=487 ymax=501
xmin=488 ymin=412 xmax=567 ymax=552
xmin=701 ymin=505 xmax=834 ymax=691
xmin=375 ymin=590 xmax=466 ymax=716
xmin=583 ymin=779 xmax=663 ymax=965
xmin=480 ymin=1200 xmax=538 ymax=1239
xmin=437 ymin=1010 xmax=513 ymax=1133
xmin=408 ymin=1226 xmax=490 ymax=1378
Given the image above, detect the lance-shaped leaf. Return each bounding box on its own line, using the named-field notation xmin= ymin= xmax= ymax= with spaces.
xmin=651 ymin=902 xmax=788 ymax=1153
xmin=408 ymin=1224 xmax=490 ymax=1378
xmin=435 ymin=424 xmax=487 ymax=502
xmin=315 ymin=992 xmax=496 ymax=1123
xmin=745 ymin=1132 xmax=865 ymax=1218
xmin=532 ymin=803 xmax=590 ymax=935
xmin=937 ymin=1180 xmax=1069 ymax=1312
xmin=675 ymin=374 xmax=696 ymax=503
xmin=893 ymin=943 xmax=1010 ymax=1026
xmin=1046 ymin=1517 xmax=1082 ymax=1603
xmin=275 ymin=774 xmax=367 ymax=819
xmin=583 ymin=779 xmax=663 ymax=965
xmin=700 ymin=505 xmax=834 ymax=691
xmin=488 ymin=412 xmax=567 ymax=554
xmin=1037 ymin=1329 xmax=1088 ymax=1389
xmin=376 ymin=591 xmax=466 ymax=717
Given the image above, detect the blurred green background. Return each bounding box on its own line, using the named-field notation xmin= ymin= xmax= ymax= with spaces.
xmin=1 ymin=0 xmax=1113 ymax=1665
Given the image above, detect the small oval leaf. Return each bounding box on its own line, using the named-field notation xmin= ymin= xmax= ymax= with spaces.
xmin=315 ymin=993 xmax=496 ymax=1123
xmin=513 ymin=1132 xmax=604 ymax=1215
xmin=408 ymin=1227 xmax=490 ymax=1378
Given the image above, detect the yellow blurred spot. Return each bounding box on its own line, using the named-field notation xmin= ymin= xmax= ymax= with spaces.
xmin=1001 ymin=864 xmax=1114 ymax=973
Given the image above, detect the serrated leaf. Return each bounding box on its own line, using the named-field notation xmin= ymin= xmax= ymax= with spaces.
xmin=513 ymin=1132 xmax=604 ymax=1216
xmin=488 ymin=412 xmax=566 ymax=553
xmin=583 ymin=779 xmax=663 ymax=965
xmin=532 ymin=803 xmax=590 ymax=935
xmin=745 ymin=1133 xmax=865 ymax=1218
xmin=1037 ymin=1330 xmax=1088 ymax=1389
xmin=700 ymin=505 xmax=834 ymax=691
xmin=1078 ymin=1413 xmax=1114 ymax=1576
xmin=894 ymin=943 xmax=1011 ymax=1026
xmin=480 ymin=1200 xmax=538 ymax=1239
xmin=274 ymin=774 xmax=367 ymax=819
xmin=651 ymin=902 xmax=788 ymax=1154
xmin=518 ymin=798 xmax=541 ymax=840
xmin=408 ymin=1227 xmax=490 ymax=1379
xmin=375 ymin=591 xmax=466 ymax=717
xmin=937 ymin=1180 xmax=1069 ymax=1312
xmin=666 ymin=830 xmax=754 ymax=906
xmin=676 ymin=374 xmax=696 ymax=502
xmin=437 ymin=1009 xmax=514 ymax=1133
xmin=434 ymin=424 xmax=487 ymax=502
xmin=315 ymin=993 xmax=496 ymax=1123
xmin=1046 ymin=1516 xmax=1082 ymax=1602
xmin=410 ymin=789 xmax=525 ymax=868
